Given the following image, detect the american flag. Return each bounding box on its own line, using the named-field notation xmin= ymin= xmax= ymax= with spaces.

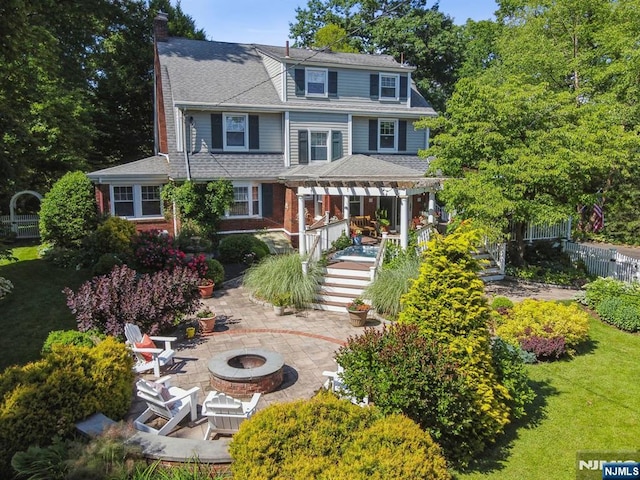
xmin=592 ymin=202 xmax=604 ymax=232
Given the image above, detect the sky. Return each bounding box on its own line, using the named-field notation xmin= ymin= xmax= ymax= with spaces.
xmin=173 ymin=0 xmax=499 ymax=45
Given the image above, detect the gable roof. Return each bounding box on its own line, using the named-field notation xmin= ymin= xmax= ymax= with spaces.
xmin=87 ymin=156 xmax=169 ymax=183
xmin=157 ymin=38 xmax=282 ymax=106
xmin=255 ymin=44 xmax=415 ymax=72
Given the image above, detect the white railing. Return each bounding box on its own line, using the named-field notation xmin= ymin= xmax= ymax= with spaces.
xmin=369 ymin=236 xmax=388 ymax=282
xmin=484 ymin=238 xmax=507 ymax=275
xmin=563 ymin=241 xmax=640 ymax=283
xmin=303 ymin=218 xmax=349 ymax=263
xmin=415 ymin=225 xmax=431 ymax=254
xmin=514 ymin=219 xmax=572 ymax=241
xmin=0 ymin=214 xmax=40 ymax=239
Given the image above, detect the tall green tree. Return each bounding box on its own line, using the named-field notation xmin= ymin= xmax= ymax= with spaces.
xmin=420 ymin=0 xmax=640 ymax=253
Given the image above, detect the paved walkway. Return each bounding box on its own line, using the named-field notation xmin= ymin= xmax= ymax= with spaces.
xmin=126 ymin=277 xmax=579 ymax=445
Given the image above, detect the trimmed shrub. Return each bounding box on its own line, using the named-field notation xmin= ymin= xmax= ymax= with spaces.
xmin=331 ymin=232 xmax=351 ymax=251
xmin=596 ymin=297 xmax=640 ymax=332
xmin=40 ymin=245 xmax=84 ymax=268
xmin=41 ymin=329 xmax=105 ymax=355
xmin=491 ymin=296 xmax=514 ymax=310
xmin=92 ymin=253 xmax=123 ymax=276
xmin=397 ymin=228 xmax=511 ymax=464
xmin=519 ymin=335 xmax=566 ymax=360
xmin=218 ymin=234 xmax=269 ymax=264
xmin=0 ymin=338 xmax=133 ymax=477
xmin=39 ymin=171 xmax=98 ymax=248
xmin=131 ymin=230 xmax=207 ymax=277
xmin=365 ymin=252 xmax=421 ymax=319
xmin=336 ymin=324 xmax=484 ymax=465
xmin=490 ymin=337 xmax=536 ymax=418
xmin=229 ymin=390 xmax=450 ymax=480
xmin=65 ymin=264 xmax=200 ymax=336
xmin=82 ymin=216 xmax=137 ymax=264
xmin=496 ymin=299 xmax=590 ymax=358
xmin=205 ymin=258 xmax=225 ymax=285
xmin=243 ymin=253 xmax=322 ymax=309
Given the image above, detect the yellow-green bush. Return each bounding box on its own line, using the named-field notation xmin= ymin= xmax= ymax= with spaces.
xmin=397 ymin=227 xmax=512 ymax=464
xmin=229 ymin=390 xmax=450 ymax=480
xmin=0 ymin=338 xmax=133 ymax=477
xmin=496 ymin=299 xmax=590 ymax=354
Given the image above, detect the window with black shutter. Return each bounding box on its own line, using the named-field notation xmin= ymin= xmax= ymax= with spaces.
xmin=331 ymin=131 xmax=342 ymax=160
xmin=261 ymin=183 xmax=273 ymax=217
xmin=370 ymin=74 xmax=379 ymax=98
xmin=298 ymin=130 xmax=309 ymax=164
xmin=398 ymin=120 xmax=407 ymax=151
xmin=368 ymin=119 xmax=377 ymax=151
xmin=328 ymin=71 xmax=338 ymax=97
xmin=210 ymin=113 xmax=222 ymax=149
xmin=295 ymin=69 xmax=305 ymax=96
xmin=249 ymin=115 xmax=259 ymax=149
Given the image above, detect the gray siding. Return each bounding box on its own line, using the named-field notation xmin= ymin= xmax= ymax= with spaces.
xmin=260 ymin=53 xmax=284 ymax=100
xmin=285 ymin=65 xmax=409 ymax=106
xmin=352 ymin=116 xmax=426 ymax=154
xmin=289 ymin=112 xmax=348 ymax=165
xmin=193 ymin=112 xmax=282 ymax=153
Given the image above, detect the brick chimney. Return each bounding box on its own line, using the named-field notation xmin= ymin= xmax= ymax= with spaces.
xmin=154 ymin=12 xmax=169 ymax=42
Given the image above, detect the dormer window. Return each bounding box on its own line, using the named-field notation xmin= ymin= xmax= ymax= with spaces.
xmin=380 ymin=74 xmax=399 ymax=100
xmin=306 ymin=68 xmax=328 ymax=96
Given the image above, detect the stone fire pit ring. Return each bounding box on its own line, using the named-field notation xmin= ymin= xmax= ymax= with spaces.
xmin=208 ymin=348 xmax=285 ymax=396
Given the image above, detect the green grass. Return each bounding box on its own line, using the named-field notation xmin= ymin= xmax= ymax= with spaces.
xmin=0 ymin=243 xmax=92 ymax=370
xmin=458 ymin=317 xmax=640 ymax=479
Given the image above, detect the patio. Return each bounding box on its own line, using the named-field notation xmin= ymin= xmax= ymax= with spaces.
xmin=125 ymin=277 xmax=387 ymax=442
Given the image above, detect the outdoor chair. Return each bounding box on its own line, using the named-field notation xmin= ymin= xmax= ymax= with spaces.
xmin=134 ymin=376 xmax=199 ymax=436
xmin=124 ymin=323 xmax=176 ymax=378
xmin=322 ymin=365 xmax=369 ymax=407
xmin=201 ymin=391 xmax=261 ymax=439
xmin=350 ymin=215 xmax=377 ymax=237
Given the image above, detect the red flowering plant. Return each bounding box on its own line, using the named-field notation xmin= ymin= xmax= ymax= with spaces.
xmin=347 ymin=297 xmax=370 ymax=312
xmin=132 ymin=230 xmax=208 ymax=279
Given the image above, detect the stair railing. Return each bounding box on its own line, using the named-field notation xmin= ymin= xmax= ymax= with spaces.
xmin=483 ymin=237 xmax=506 ymax=275
xmin=369 ymin=236 xmax=388 ymax=282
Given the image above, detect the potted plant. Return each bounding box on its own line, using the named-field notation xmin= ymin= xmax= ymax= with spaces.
xmin=198 ymin=278 xmax=215 ymax=299
xmin=196 ymin=306 xmax=216 ymax=333
xmin=346 ymin=297 xmax=370 ymax=327
xmin=351 ymin=229 xmax=362 ymax=245
xmin=272 ymin=293 xmax=292 ymax=316
xmin=375 ymin=208 xmax=390 ymax=233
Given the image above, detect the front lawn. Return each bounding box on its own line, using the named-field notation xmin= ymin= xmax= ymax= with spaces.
xmin=459 ymin=317 xmax=640 ymax=479
xmin=0 ymin=243 xmax=92 ymax=370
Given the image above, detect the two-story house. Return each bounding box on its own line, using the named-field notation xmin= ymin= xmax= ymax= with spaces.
xmin=88 ymin=13 xmax=443 ymax=251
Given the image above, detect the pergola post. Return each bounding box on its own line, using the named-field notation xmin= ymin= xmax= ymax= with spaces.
xmin=298 ymin=194 xmax=306 ymax=255
xmin=343 ymin=194 xmax=350 ymax=237
xmin=400 ymin=195 xmax=409 ymax=250
xmin=427 ymin=191 xmax=436 ymax=224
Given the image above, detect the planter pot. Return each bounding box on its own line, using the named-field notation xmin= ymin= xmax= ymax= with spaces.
xmin=347 ymin=309 xmax=369 ymax=327
xmin=198 ymin=316 xmax=216 ymax=333
xmin=274 ymin=305 xmax=285 ymax=316
xmin=198 ymin=282 xmax=214 ymax=299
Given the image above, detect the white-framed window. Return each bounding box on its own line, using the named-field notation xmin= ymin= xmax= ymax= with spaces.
xmin=111 ymin=185 xmax=163 ymax=219
xmin=228 ymin=183 xmax=261 ymax=217
xmin=310 ymin=131 xmax=328 ymax=161
xmin=380 ymin=73 xmax=400 ymax=100
xmin=306 ymin=68 xmax=328 ymax=96
xmin=378 ymin=119 xmax=398 ymax=151
xmin=223 ymin=113 xmax=248 ymax=150
xmin=349 ymin=196 xmax=362 ymax=216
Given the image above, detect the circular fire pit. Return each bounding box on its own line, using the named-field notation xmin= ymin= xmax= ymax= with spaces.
xmin=208 ymin=348 xmax=284 ymax=396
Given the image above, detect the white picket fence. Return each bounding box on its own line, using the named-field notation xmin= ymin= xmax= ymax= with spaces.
xmin=0 ymin=214 xmax=40 ymax=239
xmin=563 ymin=241 xmax=640 ymax=283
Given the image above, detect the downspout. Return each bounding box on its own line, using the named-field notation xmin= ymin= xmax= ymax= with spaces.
xmin=182 ymin=108 xmax=191 ymax=181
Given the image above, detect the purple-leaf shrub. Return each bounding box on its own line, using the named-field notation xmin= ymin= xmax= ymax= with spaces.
xmin=65 ymin=264 xmax=200 ymax=336
xmin=132 ymin=229 xmax=208 ymax=278
xmin=519 ymin=335 xmax=566 ymax=360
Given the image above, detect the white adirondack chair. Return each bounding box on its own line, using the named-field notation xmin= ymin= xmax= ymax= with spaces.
xmin=124 ymin=323 xmax=176 ymax=378
xmin=201 ymin=391 xmax=261 ymax=439
xmin=322 ymin=365 xmax=369 ymax=407
xmin=134 ymin=376 xmax=200 ymax=436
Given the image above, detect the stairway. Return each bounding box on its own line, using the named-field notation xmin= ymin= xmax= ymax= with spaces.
xmin=312 ymin=261 xmax=373 ymax=312
xmin=473 ymin=249 xmax=505 ymax=282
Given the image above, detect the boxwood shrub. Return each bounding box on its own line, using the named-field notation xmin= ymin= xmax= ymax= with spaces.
xmin=218 ymin=234 xmax=269 ymax=264
xmin=229 ymin=390 xmax=451 ymax=480
xmin=596 ymin=296 xmax=640 ymax=332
